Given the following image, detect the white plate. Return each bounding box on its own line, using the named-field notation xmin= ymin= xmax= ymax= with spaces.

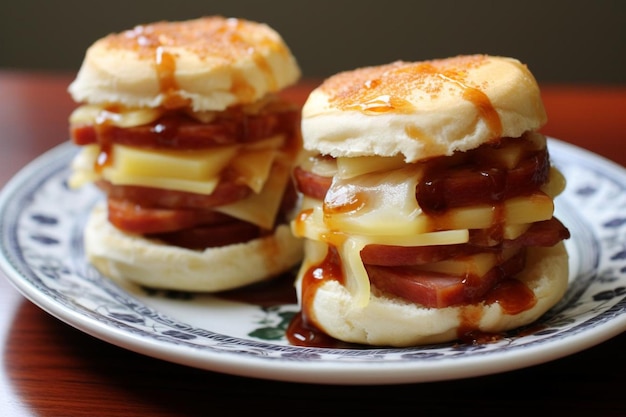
xmin=1 ymin=139 xmax=625 ymax=385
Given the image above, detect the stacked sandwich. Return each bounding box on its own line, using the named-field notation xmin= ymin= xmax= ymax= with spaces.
xmin=68 ymin=17 xmax=303 ymax=292
xmin=290 ymin=55 xmax=570 ymax=346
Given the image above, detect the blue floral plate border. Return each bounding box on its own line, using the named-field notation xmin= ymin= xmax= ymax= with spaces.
xmin=1 ymin=138 xmax=625 ymax=385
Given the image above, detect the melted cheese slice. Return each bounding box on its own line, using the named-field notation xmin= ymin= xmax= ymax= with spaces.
xmin=295 ymin=203 xmax=470 ymax=307
xmin=293 ymin=157 xmax=564 ymax=307
xmin=294 ymin=163 xmax=473 ymax=307
xmin=69 ymin=135 xmax=287 ymax=228
xmin=323 ymin=165 xmax=427 ymax=236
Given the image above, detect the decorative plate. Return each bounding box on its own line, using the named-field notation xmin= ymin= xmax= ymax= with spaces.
xmin=1 ymin=138 xmax=625 ymax=385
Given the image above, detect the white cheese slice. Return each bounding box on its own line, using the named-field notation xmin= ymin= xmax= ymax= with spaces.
xmin=294 ymin=159 xmax=561 ymax=307
xmin=323 ymin=165 xmax=427 ymax=236
xmin=504 ymin=193 xmax=554 ymax=224
xmin=293 ymin=199 xmax=470 ymax=307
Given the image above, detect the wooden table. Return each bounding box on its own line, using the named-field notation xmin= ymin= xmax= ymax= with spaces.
xmin=1 ymin=70 xmax=625 ymax=416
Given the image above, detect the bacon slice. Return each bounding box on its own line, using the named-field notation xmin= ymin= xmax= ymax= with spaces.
xmin=96 ymin=179 xmax=252 ymax=210
xmin=360 ymin=218 xmax=570 ymax=266
xmin=106 ymin=198 xmax=236 ymax=234
xmin=293 ymin=166 xmax=332 ymax=201
xmin=148 ymin=221 xmax=263 ymax=250
xmin=292 ymin=147 xmax=550 ymax=210
xmin=417 ymin=148 xmax=549 ymax=212
xmin=72 ymin=108 xmax=300 ymax=149
xmin=366 ymin=248 xmax=527 ymax=308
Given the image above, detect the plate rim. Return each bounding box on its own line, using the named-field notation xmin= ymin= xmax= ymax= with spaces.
xmin=1 ymin=138 xmax=626 ymax=385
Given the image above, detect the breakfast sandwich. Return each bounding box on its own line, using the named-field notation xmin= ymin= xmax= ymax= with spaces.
xmin=68 ymin=17 xmax=303 ymax=291
xmin=290 ymin=55 xmax=570 ymax=346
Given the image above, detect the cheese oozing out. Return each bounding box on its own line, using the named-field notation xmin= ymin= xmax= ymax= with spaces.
xmin=291 ymin=139 xmax=566 ymax=307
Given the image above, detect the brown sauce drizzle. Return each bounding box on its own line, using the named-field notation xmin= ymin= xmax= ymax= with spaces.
xmin=323 ymin=187 xmax=367 ymax=215
xmin=286 ymin=135 xmax=559 ymax=348
xmin=286 ymin=246 xmax=347 ymax=347
xmin=292 ymin=208 xmax=313 ymax=237
xmin=285 ymin=243 xmax=538 ymax=348
xmin=417 ymin=138 xmax=549 ymax=214
xmin=94 ymin=140 xmax=113 ymax=174
xmin=92 ymin=107 xmax=120 ymax=174
xmin=154 ymin=47 xmax=188 ymax=109
xmin=286 ymin=311 xmax=357 ymax=348
xmin=100 ymin=17 xmax=285 ymax=108
xmin=485 ymin=278 xmax=537 ymax=315
xmin=462 ymin=87 xmax=503 ymax=138
xmin=456 ymin=278 xmax=538 ymax=345
xmin=322 ymin=56 xmax=502 ymax=138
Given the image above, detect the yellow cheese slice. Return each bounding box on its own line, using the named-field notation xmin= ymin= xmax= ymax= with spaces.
xmin=336 ymin=155 xmax=406 ymax=179
xmin=70 ymin=104 xmax=163 ymax=128
xmin=542 ymin=166 xmax=566 ymax=198
xmin=414 ymin=246 xmax=521 ymax=278
xmin=69 ymin=144 xmax=100 ymax=188
xmin=338 ymin=230 xmax=474 ymax=307
xmin=295 ymin=157 xmax=559 ymax=307
xmin=294 ymin=201 xmax=470 ymax=307
xmin=417 ymin=252 xmax=498 ymax=277
xmin=503 ymin=223 xmax=531 ymax=240
xmin=294 ymin=204 xmax=468 ymax=247
xmin=230 ymin=149 xmax=278 ymax=194
xmin=71 ymin=134 xmax=287 ymax=197
xmin=98 ymin=144 xmax=239 ymax=195
xmin=214 ymin=158 xmax=292 ymax=229
xmin=504 ymin=193 xmax=554 ymax=224
xmin=111 ymin=145 xmax=239 ymax=181
xmin=103 ymin=170 xmax=221 ymax=195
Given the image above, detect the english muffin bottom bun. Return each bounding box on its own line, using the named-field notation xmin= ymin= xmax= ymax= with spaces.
xmin=67 ymin=17 xmax=304 ymax=291
xmin=85 ymin=204 xmax=303 ymax=292
xmin=290 ymin=55 xmax=570 ymax=347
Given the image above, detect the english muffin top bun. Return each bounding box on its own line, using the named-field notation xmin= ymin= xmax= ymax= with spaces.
xmin=69 ymin=16 xmax=301 ymax=111
xmin=302 ymin=55 xmax=546 ymax=162
xmin=289 ymin=55 xmax=570 ymax=347
xmin=68 ymin=17 xmax=303 ymax=292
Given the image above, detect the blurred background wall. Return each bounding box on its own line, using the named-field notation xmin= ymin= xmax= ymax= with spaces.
xmin=1 ymin=0 xmax=624 ymax=84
